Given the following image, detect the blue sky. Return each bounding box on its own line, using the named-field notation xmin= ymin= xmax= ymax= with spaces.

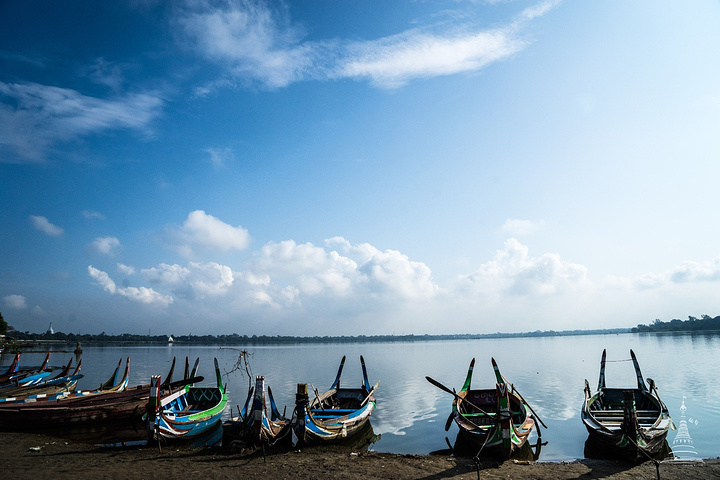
xmin=2 ymin=0 xmax=720 ymax=336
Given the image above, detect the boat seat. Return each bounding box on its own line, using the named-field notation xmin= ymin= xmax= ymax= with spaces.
xmin=311 ymin=409 xmax=356 ymax=415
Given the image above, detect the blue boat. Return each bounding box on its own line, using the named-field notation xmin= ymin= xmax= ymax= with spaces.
xmin=292 ymin=355 xmax=379 ymax=445
xmin=147 ymin=358 xmax=228 ymax=441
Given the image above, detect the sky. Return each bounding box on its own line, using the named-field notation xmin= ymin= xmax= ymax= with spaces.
xmin=2 ymin=0 xmax=720 ymax=337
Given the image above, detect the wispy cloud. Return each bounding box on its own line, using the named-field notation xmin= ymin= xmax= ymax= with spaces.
xmin=176 ymin=0 xmax=318 ymax=89
xmin=29 ymin=215 xmax=64 ymax=236
xmin=0 ymin=81 xmax=163 ymax=163
xmin=334 ymin=27 xmax=524 ymax=89
xmin=204 ymin=147 xmax=234 ymax=168
xmin=82 ymin=210 xmax=106 ymax=220
xmin=176 ymin=0 xmax=558 ymax=91
xmin=501 ymin=218 xmax=542 ymax=236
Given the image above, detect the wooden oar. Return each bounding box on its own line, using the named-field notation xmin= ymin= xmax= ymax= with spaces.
xmin=166 ymin=375 xmax=204 ymax=391
xmin=310 ymin=384 xmax=325 ymax=411
xmin=360 ymin=380 xmax=380 ymax=406
xmin=501 ymin=374 xmax=547 ymax=429
xmin=425 ymin=376 xmax=491 ymax=416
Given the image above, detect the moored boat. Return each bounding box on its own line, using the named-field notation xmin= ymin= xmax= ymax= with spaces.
xmin=0 ymin=358 xmax=189 ymax=430
xmin=428 ymin=358 xmax=536 ymax=459
xmin=0 ymin=357 xmax=83 ymax=398
xmin=292 ymin=355 xmax=379 ymax=446
xmin=147 ymin=358 xmax=228 ymax=442
xmin=581 ymin=349 xmax=673 ymax=461
xmin=223 ymin=375 xmax=291 ymax=451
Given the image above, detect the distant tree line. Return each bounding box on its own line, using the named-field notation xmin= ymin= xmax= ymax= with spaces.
xmin=5 ymin=327 xmax=631 ymax=346
xmin=633 ymin=315 xmax=720 ymax=333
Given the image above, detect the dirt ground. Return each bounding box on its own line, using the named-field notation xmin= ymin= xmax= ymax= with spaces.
xmin=1 ymin=431 xmax=717 ymax=480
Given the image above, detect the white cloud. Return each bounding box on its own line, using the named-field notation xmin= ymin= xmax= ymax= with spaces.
xmin=172 ymin=210 xmax=251 ymax=258
xmin=117 ymin=263 xmax=136 ymax=275
xmin=501 ymin=218 xmax=541 ymax=236
xmin=91 ymin=236 xmax=121 ymax=255
xmin=457 ymin=238 xmax=589 ymax=297
xmin=141 ymin=261 xmax=233 ymax=298
xmin=3 ymin=294 xmax=27 ymax=309
xmin=88 ymin=266 xmax=173 ymax=307
xmin=176 ymin=0 xmax=318 ymax=89
xmin=253 ymin=237 xmax=438 ymax=300
xmin=204 ymin=147 xmax=234 ymax=168
xmin=0 ymin=81 xmax=163 ymax=163
xmin=174 ymin=0 xmax=557 ymax=91
xmin=82 ymin=210 xmax=105 ymax=220
xmin=335 ymin=27 xmax=524 ymax=89
xmin=29 ymin=215 xmax=64 ymax=236
xmin=615 ymin=257 xmax=720 ymax=291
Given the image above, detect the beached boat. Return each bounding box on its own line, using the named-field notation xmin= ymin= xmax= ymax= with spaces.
xmin=147 ymin=358 xmax=227 ymax=442
xmin=0 ymin=352 xmax=51 ymax=386
xmin=0 ymin=357 xmax=83 ymax=398
xmin=428 ymin=358 xmax=536 ymax=459
xmin=223 ymin=375 xmax=291 ymax=451
xmin=0 ymin=357 xmax=192 ymax=430
xmin=581 ymin=349 xmax=673 ymax=461
xmin=292 ymin=355 xmax=379 ymax=445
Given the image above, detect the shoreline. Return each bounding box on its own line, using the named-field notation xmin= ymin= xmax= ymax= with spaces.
xmin=1 ymin=431 xmax=717 ymax=480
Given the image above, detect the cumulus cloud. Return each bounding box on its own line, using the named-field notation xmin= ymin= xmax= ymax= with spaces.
xmin=0 ymin=81 xmax=163 ymax=163
xmin=29 ymin=215 xmax=64 ymax=236
xmin=88 ymin=266 xmax=173 ymax=307
xmin=172 ymin=210 xmax=251 ymax=258
xmin=253 ymin=237 xmax=439 ymax=300
xmin=3 ymin=294 xmax=27 ymax=309
xmin=91 ymin=236 xmax=121 ymax=255
xmin=175 ymin=0 xmax=557 ymax=91
xmin=141 ymin=261 xmax=234 ymax=298
xmin=457 ymin=238 xmax=589 ymax=297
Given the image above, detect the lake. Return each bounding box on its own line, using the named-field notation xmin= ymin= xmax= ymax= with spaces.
xmin=2 ymin=332 xmax=718 ymax=461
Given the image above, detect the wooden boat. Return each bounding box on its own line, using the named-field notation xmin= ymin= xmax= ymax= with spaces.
xmin=0 ymin=357 xmax=192 ymax=430
xmin=223 ymin=375 xmax=291 ymax=450
xmin=433 ymin=358 xmax=535 ymax=459
xmin=0 ymin=357 xmax=83 ymax=398
xmin=0 ymin=352 xmax=51 ymax=386
xmin=292 ymin=355 xmax=379 ymax=445
xmin=147 ymin=358 xmax=227 ymax=441
xmin=581 ymin=349 xmax=673 ymax=461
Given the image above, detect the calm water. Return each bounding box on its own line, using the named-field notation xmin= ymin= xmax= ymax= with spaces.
xmin=3 ymin=332 xmax=719 ymax=461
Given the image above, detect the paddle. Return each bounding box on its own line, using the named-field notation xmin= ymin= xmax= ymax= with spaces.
xmin=165 ymin=375 xmax=204 ymax=391
xmin=425 ymin=376 xmax=491 ymax=416
xmin=360 ymin=380 xmax=380 ymax=406
xmin=310 ymin=384 xmax=325 ymax=412
xmin=501 ymin=375 xmax=547 ymax=429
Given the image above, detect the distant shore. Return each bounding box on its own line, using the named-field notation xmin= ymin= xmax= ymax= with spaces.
xmin=1 ymin=431 xmax=717 ymax=480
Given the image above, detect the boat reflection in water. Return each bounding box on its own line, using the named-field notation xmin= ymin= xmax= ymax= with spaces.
xmin=584 ymin=435 xmax=672 ymax=462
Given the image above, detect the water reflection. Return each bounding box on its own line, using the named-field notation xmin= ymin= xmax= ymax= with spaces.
xmin=3 ymin=333 xmax=720 ymax=460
